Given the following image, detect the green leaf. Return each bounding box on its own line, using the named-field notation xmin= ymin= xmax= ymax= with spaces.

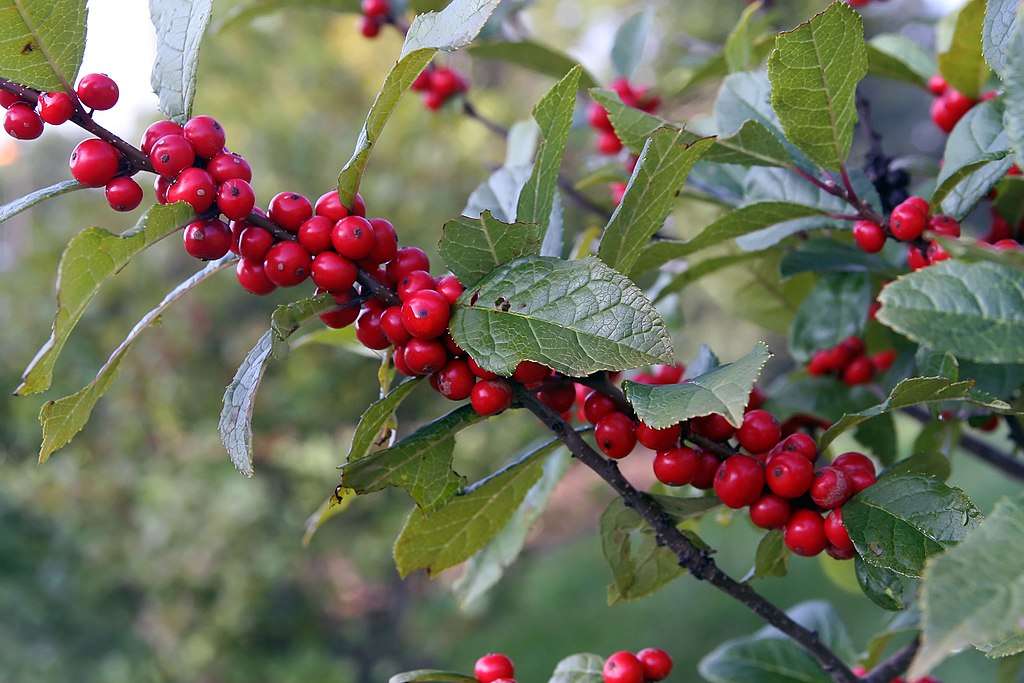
xmin=468 ymin=41 xmax=596 ymax=87
xmin=714 ymin=71 xmax=786 ymax=147
xmin=654 ymin=250 xmax=767 ymax=301
xmin=16 ymin=202 xmax=194 ymax=396
xmin=937 ymin=0 xmax=989 ymax=99
xmin=450 ymin=256 xmax=674 ymax=377
xmin=843 ymin=473 xmax=982 ymax=578
xmin=767 ymin=2 xmax=867 ymax=170
xmin=663 ymin=202 xmax=826 ymax=261
xmin=393 ymin=437 xmax=564 ymax=577
xmin=854 ymin=414 xmax=898 ymax=463
xmin=913 ymin=493 xmax=1024 ymax=677
xmin=337 ymin=0 xmax=502 ymax=204
xmin=389 ymin=671 xmax=476 ymax=683
xmin=884 ymin=451 xmax=952 ymax=482
xmin=877 ymin=260 xmax=1024 ymax=364
xmin=0 ymin=179 xmax=83 ymax=225
xmin=856 ymin=557 xmax=914 ymax=611
xmin=38 ymin=257 xmax=233 ymax=463
xmin=863 ymin=610 xmax=922 ymax=669
xmin=701 ymin=250 xmax=814 ymax=333
xmin=819 ymin=375 xmax=1015 ymax=450
xmin=602 ymin=494 xmax=718 ymax=603
xmin=219 ymin=294 xmax=336 ymax=476
xmin=149 ymin=0 xmax=213 ymax=123
xmin=624 ymin=342 xmax=771 ymax=429
xmin=341 ymin=405 xmax=482 ymax=510
xmin=610 ymin=9 xmax=651 ymax=80
xmin=936 ymin=100 xmax=1012 ymax=219
xmin=0 ymin=0 xmax=87 ymax=90
xmin=995 ymin=177 xmax=1024 ymax=226
xmin=788 ymin=273 xmax=871 ymax=362
xmin=439 ymin=212 xmax=543 ymax=289
xmin=346 ymin=378 xmax=424 ymax=463
xmin=213 ymin=0 xmax=361 ymax=33
xmin=517 ymin=66 xmax=580 ymax=230
xmin=1004 ymin=6 xmax=1024 ymax=172
xmin=751 ymin=529 xmax=790 ymax=579
xmin=725 ymin=2 xmax=764 ymax=73
xmin=549 ymin=653 xmax=604 ymax=683
xmin=597 ymin=129 xmax=715 ymax=274
xmin=453 ymin=447 xmax=569 ymax=607
xmin=867 ymin=34 xmax=937 ymax=89
xmin=668 ymin=37 xmax=774 ymax=98
xmin=984 ymin=0 xmax=1020 ymax=79
xmin=779 ymin=238 xmax=899 ymax=279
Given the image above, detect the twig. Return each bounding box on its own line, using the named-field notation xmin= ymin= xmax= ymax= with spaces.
xmin=903 ymin=406 xmax=1024 ymax=481
xmin=862 ymin=637 xmax=920 ymax=683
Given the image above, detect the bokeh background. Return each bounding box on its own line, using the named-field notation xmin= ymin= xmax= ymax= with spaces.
xmin=0 ymin=0 xmax=1011 ymax=681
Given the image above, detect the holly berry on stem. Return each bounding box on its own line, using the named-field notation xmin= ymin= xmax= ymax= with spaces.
xmin=149 ymin=134 xmax=196 ymax=178
xmin=653 ymin=447 xmax=700 ymax=486
xmin=269 ymin=192 xmax=313 ymax=233
xmin=401 ymin=289 xmax=451 ymax=339
xmin=76 ymin=73 xmax=119 ymax=110
xmin=749 ymin=494 xmax=792 ymax=530
xmin=4 ymin=102 xmax=43 ymax=139
xmin=264 ymin=241 xmax=312 ymax=287
xmin=636 ymin=648 xmax=673 ymax=681
xmin=737 ymin=409 xmax=781 ymax=454
xmin=602 ymin=651 xmax=644 ymax=683
xmin=765 ymin=452 xmax=814 ymax=499
xmin=183 ymin=219 xmax=232 ymax=261
xmin=635 ymin=422 xmax=681 ymax=450
xmin=69 ymin=138 xmax=122 ymax=187
xmin=217 ymin=178 xmax=256 ymax=220
xmin=474 ymin=653 xmax=514 ymax=683
xmin=852 ymin=220 xmax=886 ymax=253
xmin=784 ymin=509 xmax=827 ymax=557
xmin=432 ymin=359 xmax=476 ymax=401
xmin=37 ymin=91 xmax=74 ymax=125
xmin=236 ymin=259 xmax=277 ymax=296
xmin=714 ymin=454 xmax=765 ymax=509
xmin=183 ymin=115 xmax=226 ymax=158
xmin=104 ymin=176 xmax=143 ymax=212
xmin=470 ymin=380 xmax=514 ymax=416
xmin=595 ymin=412 xmax=637 ymax=459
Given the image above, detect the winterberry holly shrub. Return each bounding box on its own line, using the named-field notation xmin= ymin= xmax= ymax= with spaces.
xmin=4 ymin=0 xmax=1024 ymax=682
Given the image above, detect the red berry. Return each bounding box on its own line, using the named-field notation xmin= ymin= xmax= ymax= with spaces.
xmin=183 ymin=115 xmax=226 ymax=158
xmin=104 ymin=177 xmax=143 ymax=212
xmin=927 ymin=239 xmax=951 ymax=263
xmin=380 ymin=306 xmax=411 ymax=346
xmin=738 ymin=409 xmax=781 ymax=454
xmin=714 ymin=454 xmax=765 ymax=508
xmin=902 ymin=196 xmax=930 ymax=215
xmin=359 ymin=15 xmax=382 ymax=37
xmin=76 ymin=73 xmax=119 ymax=110
xmin=766 ymin=452 xmax=815 ymax=499
xmin=807 ymin=350 xmax=833 ymax=376
xmin=166 ymin=167 xmax=216 ymax=212
xmin=907 ymin=245 xmax=929 ymax=270
xmin=595 ymin=412 xmax=637 ymax=459
xmin=928 ymin=75 xmax=948 ymax=96
xmin=691 ymin=413 xmax=735 ymax=441
xmin=596 ymin=130 xmax=623 ymax=155
xmin=37 ymin=91 xmax=74 ymax=125
xmin=367 ymin=217 xmax=398 ymax=264
xmin=747 ymin=386 xmax=766 ymax=411
xmin=587 ymin=103 xmax=614 ymax=132
xmin=537 ymin=381 xmax=576 ymax=413
xmin=772 ymin=433 xmax=818 ymax=462
xmin=889 ymin=202 xmax=928 ymax=241
xmin=320 ymin=289 xmax=361 ymax=328
xmin=468 ymin=356 xmax=499 ymax=380
xmin=362 ymin=0 xmax=390 ymax=18
xmin=691 ymin=452 xmax=721 ymax=489
xmin=393 ymin=346 xmax=413 ymax=376
xmin=603 ymin=651 xmax=644 ymax=683
xmin=431 ymin=68 xmax=464 ymax=98
xmin=436 ymin=274 xmax=465 ymax=304
xmin=264 ymin=241 xmax=312 ymax=287
xmin=653 ymin=447 xmax=700 ymax=486
xmin=238 ymin=226 xmax=274 ymax=261
xmin=297 ymin=216 xmax=335 ymax=255
xmin=853 ymin=220 xmax=887 ymax=253
xmin=411 ymin=69 xmax=433 ymax=92
xmin=401 ymin=289 xmax=450 ymax=339
xmin=930 ymin=95 xmax=959 ymax=133
xmin=432 ymin=359 xmax=476 ymax=401
xmin=824 ymin=508 xmax=854 ymax=552
xmin=0 ymin=89 xmax=23 ymax=108
xmin=387 ymin=246 xmax=431 ymax=282
xmin=651 ymin=363 xmax=685 ymax=384
xmin=784 ymin=509 xmax=827 ymax=556
xmin=833 ymin=451 xmax=875 ymax=476
xmin=3 ymin=102 xmax=43 ymax=139
xmin=993 ymin=238 xmax=1023 ymax=250
xmin=636 ymin=648 xmax=672 ymax=682
xmin=314 ymin=190 xmax=349 ymax=221
xmin=149 ymin=134 xmax=195 ymax=178
xmin=847 ymin=468 xmax=877 ymax=494
xmin=269 ymin=192 xmax=313 ymax=232
xmin=331 ymin=216 xmax=377 ymax=260
xmin=749 ymin=494 xmax=792 ymax=529
xmin=217 ymin=178 xmax=256 ymax=220
xmin=356 ymin=308 xmax=391 ymax=350
xmin=810 ymin=467 xmax=852 ymax=509
xmin=154 ymin=175 xmax=171 ymax=204
xmin=636 ymin=422 xmax=681 ymax=450
xmin=422 ymin=90 xmax=445 ymax=111
xmin=141 ymin=120 xmax=184 ymax=155
xmin=584 ymin=391 xmax=617 ymax=424
xmin=312 ymin=252 xmax=358 ymax=293
xmin=928 ymin=214 xmax=961 ymax=237
xmin=207 ymin=151 xmax=252 ymax=183
xmin=471 ymin=380 xmax=513 ymax=416
xmin=611 ymin=182 xmax=627 ymax=206
xmin=842 ymin=356 xmax=876 ymax=386
xmin=236 ymin=259 xmax=277 ymax=295
xmin=870 ymin=350 xmax=896 ymax=372
xmin=474 ymin=654 xmax=514 ymax=683
xmin=839 ymin=336 xmax=865 ymax=356
xmin=510 ymin=361 xmax=550 ymax=386
xmin=397 ymin=270 xmax=437 ymax=301
xmin=183 ymin=218 xmax=232 ymax=260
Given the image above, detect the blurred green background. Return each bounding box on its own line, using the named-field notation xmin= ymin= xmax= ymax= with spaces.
xmin=0 ymin=0 xmax=1011 ymax=681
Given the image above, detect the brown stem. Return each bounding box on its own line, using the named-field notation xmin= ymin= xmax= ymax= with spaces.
xmin=862 ymin=637 xmax=920 ymax=683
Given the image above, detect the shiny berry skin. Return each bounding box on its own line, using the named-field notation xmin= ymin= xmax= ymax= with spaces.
xmin=846 ymin=468 xmax=877 ymax=494
xmin=686 ymin=452 xmax=717 ymax=489
xmin=380 ymin=306 xmax=411 ymax=346
xmin=0 ymin=89 xmax=22 ymax=108
xmin=929 ymin=214 xmax=961 ymax=237
xmin=166 ymin=167 xmax=216 ymax=212
xmin=207 ymin=151 xmax=252 ymax=183
xmin=183 ymin=115 xmax=226 ymax=158
xmin=401 ymin=290 xmax=450 ymax=339
xmin=76 ymin=73 xmax=119 ymax=110
xmin=749 ymin=494 xmax=792 ymax=529
xmin=765 ymin=452 xmax=814 ymax=499
xmin=236 ymin=259 xmax=277 ymax=295
xmin=651 ymin=363 xmax=685 ymax=384
xmin=362 ymin=0 xmax=390 ymax=18
xmin=853 ymin=220 xmax=887 ymax=253
xmin=824 ymin=508 xmax=854 ymax=553
xmin=431 ymin=68 xmax=464 ymax=98
xmin=930 ymin=96 xmax=960 ymax=133
xmin=471 ymin=380 xmax=514 ymax=416
xmin=104 ymin=177 xmax=143 ymax=212
xmin=474 ymin=654 xmax=514 ymax=683
xmin=296 ymin=216 xmax=334 ymax=255
xmin=928 ymin=74 xmax=948 ymax=95
xmin=356 ymin=308 xmax=391 ymax=350
xmin=269 ymin=192 xmax=313 ymax=233
xmin=714 ymin=454 xmax=765 ymax=508
xmin=772 ymin=433 xmax=818 ymax=462
xmin=512 ymin=361 xmax=551 ymax=386
xmin=183 ymin=219 xmax=231 ymax=260
xmin=264 ymin=241 xmax=312 ymax=287
xmin=149 ymin=134 xmax=195 ymax=178
xmin=842 ymin=356 xmax=876 ymax=386
xmin=468 ymin=356 xmax=499 ymax=380
xmin=583 ymin=391 xmax=617 ymax=424
xmin=154 ymin=175 xmax=171 ymax=204
xmin=927 ymin=239 xmax=950 ymax=263
xmin=907 ymin=245 xmax=929 ymax=270
xmin=432 ymin=359 xmax=476 ymax=400
xmin=807 ymin=350 xmax=832 ymax=376
xmin=141 ymin=120 xmax=184 ymax=155
xmin=359 ymin=15 xmax=381 ymax=37
xmin=784 ymin=509 xmax=827 ymax=556
xmin=69 ymin=138 xmax=121 ymax=187
xmin=889 ymin=202 xmax=927 ymax=241
xmin=387 ymin=246 xmax=431 ymax=282
xmin=436 ymin=274 xmax=465 ymax=304
xmin=871 ymin=349 xmax=896 ymax=372
xmin=330 ymin=216 xmax=376 ymax=259
xmin=402 ymin=338 xmax=450 ymax=375
xmin=311 ymin=252 xmax=358 ymax=293
xmin=653 ymin=447 xmax=700 ymax=486
xmin=587 ymin=102 xmax=614 ymax=132
xmin=217 ymin=178 xmax=256 ymax=220
xmin=738 ymin=409 xmax=781 ymax=454
xmin=833 ymin=451 xmax=876 ymax=476
xmin=393 ymin=346 xmax=413 ymax=375
xmin=320 ymin=289 xmax=360 ymax=328
xmin=810 ymin=467 xmax=852 ymax=509
xmin=602 ymin=651 xmax=644 ymax=683
xmin=597 ymin=130 xmax=623 ymax=155
xmin=994 ymin=238 xmax=1023 ymax=250
xmin=238 ymin=226 xmax=274 ymax=261
xmin=314 ymin=190 xmax=349 ymax=221
xmin=538 ymin=382 xmax=576 ymax=413
xmin=636 ymin=648 xmax=672 ymax=682
xmin=595 ymin=412 xmax=637 ymax=459
xmin=37 ymin=91 xmax=74 ymax=125
xmin=367 ymin=217 xmax=398 ymax=264
xmin=636 ymin=422 xmax=681 ymax=450
xmin=691 ymin=413 xmax=735 ymax=441
xmin=397 ymin=270 xmax=437 ymax=301
xmin=4 ymin=102 xmax=43 ymax=139
xmin=839 ymin=335 xmax=865 ymax=356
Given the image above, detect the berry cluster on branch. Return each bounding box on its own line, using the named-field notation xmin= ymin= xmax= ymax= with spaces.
xmin=806 ymin=335 xmax=895 ymax=386
xmin=471 ymin=648 xmax=674 ymax=683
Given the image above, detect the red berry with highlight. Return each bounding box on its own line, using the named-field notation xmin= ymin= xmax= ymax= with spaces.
xmin=810 ymin=466 xmax=852 ymax=509
xmin=468 ymin=357 xmax=498 ymax=380
xmin=217 ymin=178 xmax=256 ymax=220
xmin=890 ymin=199 xmax=928 ymax=241
xmin=636 ymin=422 xmax=681 ymax=450
xmin=4 ymin=102 xmax=43 ymax=139
xmin=207 ymin=151 xmax=252 ymax=183
xmin=436 ymin=274 xmax=464 ymax=304
xmin=367 ymin=217 xmax=398 ymax=264
xmin=824 ymin=508 xmax=854 ymax=553
xmin=76 ymin=73 xmax=119 ymax=110
xmin=512 ymin=361 xmax=551 ymax=386
xmin=270 ymin=192 xmax=313 ymax=233
xmin=749 ymin=494 xmax=792 ymax=529
xmin=183 ymin=115 xmax=226 ymax=158
xmin=773 ymin=433 xmax=818 ymax=462
xmin=380 ymin=306 xmax=411 ymax=346
xmin=738 ymin=409 xmax=781 ymax=454
xmin=149 ymin=134 xmax=195 ymax=178
xmin=584 ymin=391 xmax=617 ymax=424
xmin=766 ymin=452 xmax=814 ymax=498
xmin=471 ymin=380 xmax=513 ymax=416
xmin=595 ymin=412 xmax=637 ymax=459
xmin=183 ymin=219 xmax=232 ymax=260
xmin=636 ymin=648 xmax=672 ymax=682
xmin=356 ymin=308 xmax=391 ymax=350
xmin=853 ymin=220 xmax=886 ymax=253
xmin=397 ymin=270 xmax=436 ymax=301
xmin=475 ymin=653 xmax=514 ymax=683
xmin=264 ymin=241 xmax=312 ymax=287
xmin=387 ymin=246 xmax=431 ymax=282
xmin=297 ymin=216 xmax=334 ymax=255
xmin=236 ymin=259 xmax=276 ymax=295
xmin=312 ymin=252 xmax=358 ymax=293
xmin=842 ymin=356 xmax=875 ymax=386
xmin=653 ymin=447 xmax=700 ymax=486
xmin=714 ymin=454 xmax=765 ymax=508
xmin=37 ymin=91 xmax=74 ymax=125
xmin=603 ymin=651 xmax=644 ymax=683
xmin=320 ymin=289 xmax=360 ymax=328
xmin=432 ymin=359 xmax=476 ymax=401
xmin=104 ymin=177 xmax=143 ymax=212
xmin=238 ymin=226 xmax=274 ymax=261
xmin=401 ymin=289 xmax=450 ymax=339
xmin=784 ymin=509 xmax=827 ymax=556
xmin=141 ymin=120 xmax=183 ymax=155
xmin=332 ymin=216 xmax=377 ymax=260
xmin=167 ymin=167 xmax=216 ymax=212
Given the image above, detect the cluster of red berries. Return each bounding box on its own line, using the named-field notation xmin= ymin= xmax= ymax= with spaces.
xmin=586 ymin=80 xmax=661 ymax=205
xmin=411 ymin=64 xmax=470 ymax=110
xmin=471 ymin=648 xmax=673 ymax=683
xmin=806 ymin=336 xmax=895 ymax=386
xmin=852 ymin=666 xmax=939 ymax=683
xmin=927 ymin=76 xmax=993 ymax=134
xmin=358 ymin=0 xmax=391 ymax=38
xmin=851 ymin=196 xmax=962 ymax=268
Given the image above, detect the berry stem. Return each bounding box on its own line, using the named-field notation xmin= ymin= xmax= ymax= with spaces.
xmin=517 ymin=386 xmax=863 ymax=683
